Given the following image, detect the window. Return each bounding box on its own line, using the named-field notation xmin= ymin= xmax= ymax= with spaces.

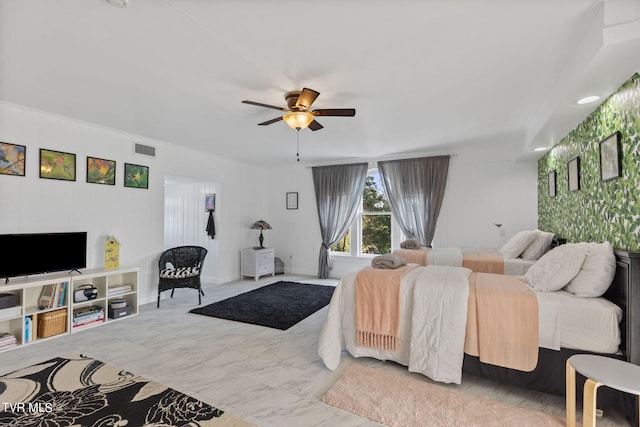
xmin=332 ymin=169 xmax=395 ymax=256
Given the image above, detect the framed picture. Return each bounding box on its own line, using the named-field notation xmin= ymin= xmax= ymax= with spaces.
xmin=548 ymin=170 xmax=556 ymax=198
xmin=568 ymin=156 xmax=580 ymax=192
xmin=0 ymin=142 xmax=26 ymax=176
xmin=205 ymin=194 xmax=216 ymax=212
xmin=124 ymin=163 xmax=149 ymax=189
xmin=87 ymin=156 xmax=116 ymax=185
xmin=40 ymin=149 xmax=76 ymax=181
xmin=286 ymin=192 xmax=298 ymax=210
xmin=599 ymin=132 xmax=622 ymax=182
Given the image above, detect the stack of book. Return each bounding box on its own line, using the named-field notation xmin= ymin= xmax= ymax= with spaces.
xmin=39 ymin=282 xmax=68 ymax=309
xmin=0 ymin=332 xmax=17 ymax=350
xmin=72 ymin=305 xmax=104 ymax=328
xmin=108 ymin=284 xmax=133 ymax=296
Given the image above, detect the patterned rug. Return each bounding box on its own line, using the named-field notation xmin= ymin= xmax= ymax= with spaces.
xmin=322 ymin=363 xmax=565 ymax=427
xmin=0 ymin=354 xmax=253 ymax=427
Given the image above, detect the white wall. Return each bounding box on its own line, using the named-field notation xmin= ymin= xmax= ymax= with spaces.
xmin=164 ymin=179 xmax=219 ymax=283
xmin=0 ymin=102 xmax=268 ymax=304
xmin=267 ymin=145 xmax=539 ymax=279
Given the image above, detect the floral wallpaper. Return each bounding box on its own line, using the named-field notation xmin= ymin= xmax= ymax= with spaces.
xmin=538 ymin=73 xmax=640 ymax=251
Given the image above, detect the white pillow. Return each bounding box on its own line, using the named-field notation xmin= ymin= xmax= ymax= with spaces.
xmin=498 ymin=230 xmax=538 ymax=259
xmin=565 ymin=242 xmax=616 ymax=297
xmin=521 ymin=229 xmax=555 ymax=260
xmin=522 ymin=243 xmax=589 ymax=292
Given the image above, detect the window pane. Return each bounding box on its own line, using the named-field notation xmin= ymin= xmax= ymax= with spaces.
xmin=362 ymin=214 xmax=391 ymax=254
xmin=363 ymin=174 xmax=390 ymax=212
xmin=331 ymin=229 xmax=351 ymax=253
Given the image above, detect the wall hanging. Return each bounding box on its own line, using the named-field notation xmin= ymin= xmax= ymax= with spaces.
xmin=87 ymin=157 xmax=116 ymax=185
xmin=0 ymin=142 xmax=26 ymax=176
xmin=599 ymin=132 xmax=621 ymax=182
xmin=124 ymin=163 xmax=149 ymax=189
xmin=40 ymin=149 xmax=76 ymax=181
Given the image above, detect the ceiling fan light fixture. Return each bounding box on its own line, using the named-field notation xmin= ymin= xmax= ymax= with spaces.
xmin=283 ymin=111 xmax=314 ymax=129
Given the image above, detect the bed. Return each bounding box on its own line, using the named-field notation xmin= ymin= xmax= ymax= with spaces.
xmin=392 ymin=229 xmax=554 ymax=275
xmin=317 ymin=244 xmax=640 ymax=423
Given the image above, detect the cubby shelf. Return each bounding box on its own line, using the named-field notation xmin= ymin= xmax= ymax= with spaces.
xmin=0 ymin=267 xmax=138 ymax=352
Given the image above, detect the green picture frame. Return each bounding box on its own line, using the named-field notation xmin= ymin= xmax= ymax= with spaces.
xmin=40 ymin=149 xmax=76 ymax=181
xmin=124 ymin=163 xmax=149 ymax=189
xmin=87 ymin=156 xmax=116 ymax=185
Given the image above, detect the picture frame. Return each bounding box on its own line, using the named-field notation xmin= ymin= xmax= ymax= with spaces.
xmin=124 ymin=163 xmax=149 ymax=189
xmin=548 ymin=170 xmax=556 ymax=198
xmin=86 ymin=156 xmax=116 ymax=185
xmin=286 ymin=192 xmax=298 ymax=210
xmin=0 ymin=141 xmax=26 ymax=176
xmin=599 ymin=132 xmax=622 ymax=182
xmin=205 ymin=194 xmax=216 ymax=212
xmin=40 ymin=149 xmax=76 ymax=181
xmin=568 ymin=156 xmax=580 ymax=192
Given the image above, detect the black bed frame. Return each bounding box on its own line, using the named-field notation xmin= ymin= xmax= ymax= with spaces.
xmin=463 ymin=250 xmax=640 ymax=423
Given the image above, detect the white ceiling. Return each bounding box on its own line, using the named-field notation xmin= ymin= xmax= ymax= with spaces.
xmin=1 ymin=0 xmax=640 ymax=167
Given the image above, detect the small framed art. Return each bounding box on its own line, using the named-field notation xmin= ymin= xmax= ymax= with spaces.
xmin=0 ymin=141 xmax=26 ymax=176
xmin=87 ymin=156 xmax=116 ymax=185
xmin=286 ymin=192 xmax=298 ymax=210
xmin=548 ymin=170 xmax=556 ymax=198
xmin=124 ymin=163 xmax=149 ymax=189
xmin=40 ymin=149 xmax=76 ymax=181
xmin=568 ymin=156 xmax=580 ymax=192
xmin=599 ymin=132 xmax=622 ymax=182
xmin=205 ymin=194 xmax=216 ymax=212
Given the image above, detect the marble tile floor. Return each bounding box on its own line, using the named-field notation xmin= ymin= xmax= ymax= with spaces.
xmin=0 ymin=274 xmax=631 ymax=426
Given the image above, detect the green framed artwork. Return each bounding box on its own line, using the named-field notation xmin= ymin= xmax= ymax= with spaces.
xmin=40 ymin=149 xmax=76 ymax=181
xmin=124 ymin=163 xmax=149 ymax=189
xmin=87 ymin=156 xmax=116 ymax=185
xmin=0 ymin=141 xmax=26 ymax=176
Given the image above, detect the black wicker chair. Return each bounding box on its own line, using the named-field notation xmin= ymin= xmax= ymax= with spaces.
xmin=157 ymin=246 xmax=208 ymax=307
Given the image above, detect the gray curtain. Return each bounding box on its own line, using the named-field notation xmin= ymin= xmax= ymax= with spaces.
xmin=378 ymin=156 xmax=449 ymax=247
xmin=312 ymin=163 xmax=368 ymax=278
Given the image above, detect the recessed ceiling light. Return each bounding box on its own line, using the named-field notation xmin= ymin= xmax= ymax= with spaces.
xmin=533 ymin=147 xmax=548 ymax=152
xmin=576 ymin=95 xmax=600 ymax=105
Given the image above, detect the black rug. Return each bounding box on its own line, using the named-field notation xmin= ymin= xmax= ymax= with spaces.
xmin=189 ymin=281 xmax=335 ymax=330
xmin=0 ymin=354 xmax=252 ymax=426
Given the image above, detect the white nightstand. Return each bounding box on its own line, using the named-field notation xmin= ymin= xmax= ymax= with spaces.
xmin=240 ymin=248 xmax=275 ymax=281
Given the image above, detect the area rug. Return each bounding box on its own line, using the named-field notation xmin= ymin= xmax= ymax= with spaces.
xmin=321 ymin=364 xmax=565 ymax=427
xmin=0 ymin=354 xmax=253 ymax=427
xmin=189 ymin=281 xmax=335 ymax=330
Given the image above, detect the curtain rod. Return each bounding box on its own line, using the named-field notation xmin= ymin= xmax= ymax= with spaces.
xmin=304 ymin=152 xmax=457 ymax=169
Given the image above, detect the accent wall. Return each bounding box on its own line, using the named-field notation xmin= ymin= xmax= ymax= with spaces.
xmin=538 ymin=73 xmax=640 ymax=251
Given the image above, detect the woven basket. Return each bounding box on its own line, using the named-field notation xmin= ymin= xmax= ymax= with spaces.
xmin=38 ymin=308 xmax=67 ymax=338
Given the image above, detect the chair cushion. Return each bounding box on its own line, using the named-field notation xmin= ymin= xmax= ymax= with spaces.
xmin=160 ymin=266 xmax=200 ymax=279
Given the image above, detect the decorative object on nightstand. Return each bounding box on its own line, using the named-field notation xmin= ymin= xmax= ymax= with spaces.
xmin=249 ymin=220 xmax=272 ymax=249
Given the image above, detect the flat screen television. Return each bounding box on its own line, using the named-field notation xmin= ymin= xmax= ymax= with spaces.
xmin=0 ymin=232 xmax=87 ymax=280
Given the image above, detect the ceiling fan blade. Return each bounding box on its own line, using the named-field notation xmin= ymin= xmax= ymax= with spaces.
xmin=242 ymin=100 xmax=286 ymax=111
xmin=308 ymin=120 xmax=324 ymax=131
xmin=295 ymin=88 xmax=320 ymax=110
xmin=312 ymin=108 xmax=356 ymax=117
xmin=258 ymin=116 xmax=283 ymax=126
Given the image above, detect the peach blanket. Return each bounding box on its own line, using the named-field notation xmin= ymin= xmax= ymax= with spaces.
xmin=355 ymin=264 xmax=418 ymax=351
xmin=464 ymin=273 xmax=539 ymax=371
xmin=392 ymin=248 xmax=505 ymax=274
xmin=393 ymin=247 xmax=431 ymax=265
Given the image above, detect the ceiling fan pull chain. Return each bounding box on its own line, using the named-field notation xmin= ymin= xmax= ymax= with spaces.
xmin=296 ymin=129 xmax=300 ymax=162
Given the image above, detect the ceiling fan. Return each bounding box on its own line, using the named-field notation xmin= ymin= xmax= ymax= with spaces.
xmin=241 ymin=87 xmax=356 ymax=131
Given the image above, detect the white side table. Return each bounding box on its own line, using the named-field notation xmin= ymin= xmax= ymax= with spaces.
xmin=566 ymin=354 xmax=640 ymax=427
xmin=240 ymin=248 xmax=275 ymax=281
